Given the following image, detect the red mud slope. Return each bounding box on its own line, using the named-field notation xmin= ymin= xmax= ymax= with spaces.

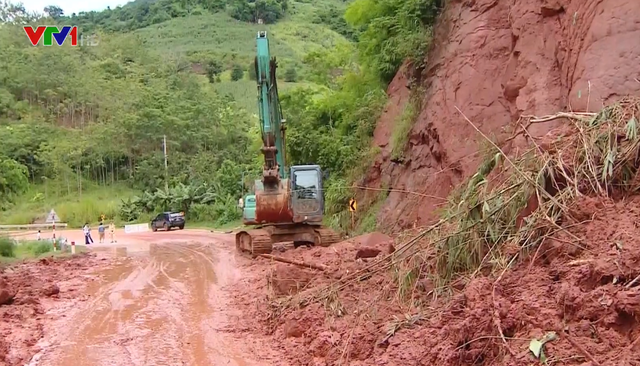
xmin=367 ymin=0 xmax=640 ymax=230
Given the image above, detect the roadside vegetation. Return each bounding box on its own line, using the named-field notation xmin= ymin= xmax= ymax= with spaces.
xmin=0 ymin=0 xmax=444 ymax=233
xmin=0 ymin=236 xmax=84 ymax=263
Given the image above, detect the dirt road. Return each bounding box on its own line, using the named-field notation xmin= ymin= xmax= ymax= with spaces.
xmin=20 ymin=232 xmax=277 ymax=366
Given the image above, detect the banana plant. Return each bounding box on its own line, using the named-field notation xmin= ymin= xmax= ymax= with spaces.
xmin=118 ymin=180 xmax=238 ymax=221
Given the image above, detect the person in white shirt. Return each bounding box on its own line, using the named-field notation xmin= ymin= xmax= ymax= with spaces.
xmin=83 ymin=223 xmax=94 ymax=245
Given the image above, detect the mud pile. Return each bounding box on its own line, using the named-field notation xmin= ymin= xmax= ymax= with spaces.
xmin=232 ymin=98 xmax=640 ymax=365
xmin=369 ymin=195 xmax=640 ymax=366
xmin=0 ymin=254 xmax=109 ymax=366
xmin=366 ymin=0 xmax=640 ymax=230
xmin=236 ymin=219 xmax=640 ymax=365
xmin=232 ymin=232 xmax=402 ymax=364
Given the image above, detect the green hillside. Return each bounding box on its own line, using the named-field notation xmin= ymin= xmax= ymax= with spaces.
xmin=0 ymin=0 xmax=441 ymax=233
xmin=133 ymin=12 xmax=347 ymax=74
xmin=60 ymin=0 xmax=353 ymax=115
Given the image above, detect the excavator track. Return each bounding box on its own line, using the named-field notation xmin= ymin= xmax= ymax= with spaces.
xmin=236 ymin=229 xmax=273 ymax=256
xmin=314 ymin=227 xmax=342 ymax=247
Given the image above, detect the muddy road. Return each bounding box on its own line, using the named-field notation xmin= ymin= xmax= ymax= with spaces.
xmin=24 ymin=233 xmax=278 ymax=366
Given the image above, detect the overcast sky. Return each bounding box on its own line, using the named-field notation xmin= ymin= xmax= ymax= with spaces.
xmin=19 ymin=0 xmax=130 ymax=15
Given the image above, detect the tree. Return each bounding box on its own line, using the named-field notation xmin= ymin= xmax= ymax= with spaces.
xmin=228 ymin=0 xmax=288 ymax=23
xmin=44 ymin=5 xmax=64 ymax=19
xmin=0 ymin=2 xmax=37 ymax=23
xmin=231 ymin=64 xmax=244 ymax=81
xmin=344 ymin=0 xmax=441 ymax=84
xmin=284 ymin=67 xmax=297 ymax=82
xmin=0 ymin=24 xmax=258 ymax=219
xmin=205 ymin=59 xmax=223 ymax=83
xmin=0 ymin=156 xmax=29 ymax=209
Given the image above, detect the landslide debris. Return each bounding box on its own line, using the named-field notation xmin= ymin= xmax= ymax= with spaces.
xmin=0 ymin=253 xmax=108 ymax=366
xmin=233 ymin=98 xmax=640 ymax=365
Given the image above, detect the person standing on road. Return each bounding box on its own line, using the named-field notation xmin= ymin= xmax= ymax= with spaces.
xmin=98 ymin=222 xmax=105 ymax=244
xmin=109 ymin=221 xmax=116 ymax=243
xmin=83 ymin=223 xmax=94 ymax=245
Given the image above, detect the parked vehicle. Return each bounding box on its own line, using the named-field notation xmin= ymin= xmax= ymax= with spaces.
xmin=242 ymin=194 xmax=257 ymax=224
xmin=151 ymin=212 xmax=185 ymax=231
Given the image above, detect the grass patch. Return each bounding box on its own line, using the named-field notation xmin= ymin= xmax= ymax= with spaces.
xmin=0 ymin=183 xmax=139 ymax=228
xmin=390 ymin=93 xmax=421 ymax=161
xmin=269 ymin=20 xmax=346 ymax=59
xmin=16 ymin=240 xmax=54 ymax=257
xmin=354 ymin=193 xmax=385 ymax=235
xmin=0 ymin=237 xmax=79 ymax=263
xmin=133 ymin=7 xmax=347 ymax=116
xmin=0 ymin=236 xmax=88 ymax=264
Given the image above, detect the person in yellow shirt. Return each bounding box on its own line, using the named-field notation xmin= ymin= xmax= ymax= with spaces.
xmin=109 ymin=221 xmax=116 ymax=243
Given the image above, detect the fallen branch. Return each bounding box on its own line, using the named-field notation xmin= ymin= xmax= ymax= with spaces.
xmin=258 ymin=254 xmax=328 ymax=271
xmin=522 ymin=111 xmax=597 ymax=123
xmin=562 ymin=331 xmax=601 ymax=366
xmin=625 ymin=273 xmax=640 ymax=289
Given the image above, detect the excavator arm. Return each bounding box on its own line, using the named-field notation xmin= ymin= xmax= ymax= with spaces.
xmin=255 ymin=31 xmax=286 ymax=188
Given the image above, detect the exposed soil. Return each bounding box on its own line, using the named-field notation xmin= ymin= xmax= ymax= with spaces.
xmin=0 ymin=253 xmax=113 ymax=366
xmin=366 ymin=0 xmax=640 ymax=230
xmin=231 ymin=232 xmax=409 ymax=365
xmin=5 ymin=218 xmax=640 ymax=365
xmin=229 ymin=205 xmax=640 ymax=365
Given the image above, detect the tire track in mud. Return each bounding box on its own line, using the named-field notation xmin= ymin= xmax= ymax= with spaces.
xmin=31 ymin=240 xmax=258 ymax=366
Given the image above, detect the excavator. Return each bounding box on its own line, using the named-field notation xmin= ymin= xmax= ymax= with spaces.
xmin=235 ymin=31 xmax=342 ymax=255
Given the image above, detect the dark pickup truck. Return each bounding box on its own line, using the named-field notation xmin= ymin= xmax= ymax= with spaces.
xmin=151 ymin=212 xmax=185 ymax=231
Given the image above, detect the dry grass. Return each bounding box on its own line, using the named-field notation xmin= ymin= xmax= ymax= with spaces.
xmin=270 ymin=96 xmax=640 ymax=315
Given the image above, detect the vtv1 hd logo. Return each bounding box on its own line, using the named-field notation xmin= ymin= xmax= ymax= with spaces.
xmin=23 ymin=26 xmax=98 ymax=46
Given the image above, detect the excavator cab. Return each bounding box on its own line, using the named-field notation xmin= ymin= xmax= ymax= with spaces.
xmin=290 ymin=165 xmax=324 ymax=224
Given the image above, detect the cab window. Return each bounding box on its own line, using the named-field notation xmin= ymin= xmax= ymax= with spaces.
xmin=293 ymin=170 xmax=318 ymax=199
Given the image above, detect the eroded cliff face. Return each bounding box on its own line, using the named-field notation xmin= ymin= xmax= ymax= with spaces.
xmin=367 ymin=0 xmax=640 ymax=230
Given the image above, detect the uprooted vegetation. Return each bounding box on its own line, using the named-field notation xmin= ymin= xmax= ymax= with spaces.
xmin=237 ymin=97 xmax=640 ymax=365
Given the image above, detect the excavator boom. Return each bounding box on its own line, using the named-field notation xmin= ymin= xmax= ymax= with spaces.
xmin=235 ymin=32 xmax=341 ymax=256
xmin=255 ymin=31 xmax=286 ymax=186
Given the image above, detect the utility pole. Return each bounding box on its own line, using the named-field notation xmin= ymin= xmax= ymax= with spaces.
xmin=238 ymin=171 xmax=245 ymax=213
xmin=241 ymin=171 xmax=245 ymax=197
xmin=163 ymin=135 xmax=169 ymax=190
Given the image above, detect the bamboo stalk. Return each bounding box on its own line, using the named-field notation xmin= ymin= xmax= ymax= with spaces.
xmin=258 ymin=254 xmax=328 ymax=271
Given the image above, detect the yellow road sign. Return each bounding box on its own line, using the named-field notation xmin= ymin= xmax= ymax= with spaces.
xmin=348 ymin=198 xmax=357 ymax=212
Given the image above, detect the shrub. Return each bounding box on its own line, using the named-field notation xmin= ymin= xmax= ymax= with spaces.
xmin=22 ymin=241 xmax=53 ymax=256
xmin=284 ymin=67 xmax=297 ymax=82
xmin=231 ymin=64 xmax=244 ymax=81
xmin=0 ymin=237 xmax=15 ymax=257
